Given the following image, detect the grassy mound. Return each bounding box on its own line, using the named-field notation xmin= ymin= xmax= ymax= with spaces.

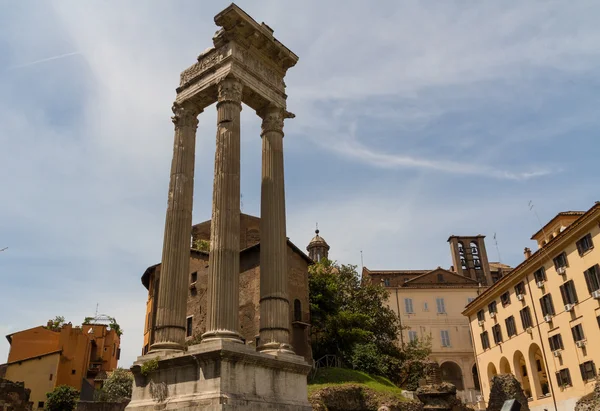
xmin=309 ymin=367 xmax=404 ymax=396
xmin=308 ymin=368 xmax=422 ymax=410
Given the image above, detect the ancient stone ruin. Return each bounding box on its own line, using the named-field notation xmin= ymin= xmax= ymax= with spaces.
xmin=486 ymin=374 xmax=529 ymax=411
xmin=127 ymin=3 xmax=311 ymax=410
xmin=415 ymin=361 xmax=472 ymax=411
xmin=575 ymin=378 xmax=600 ymax=411
xmin=0 ymin=378 xmax=32 ymax=411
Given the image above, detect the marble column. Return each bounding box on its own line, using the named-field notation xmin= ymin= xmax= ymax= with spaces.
xmin=258 ymin=105 xmax=293 ymax=354
xmin=202 ymin=77 xmax=244 ymax=343
xmin=150 ymin=101 xmax=200 ymax=352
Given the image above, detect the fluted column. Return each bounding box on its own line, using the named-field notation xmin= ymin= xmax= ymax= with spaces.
xmin=258 ymin=105 xmax=294 ymax=354
xmin=202 ymin=77 xmax=244 ymax=343
xmin=150 ymin=101 xmax=201 ymax=352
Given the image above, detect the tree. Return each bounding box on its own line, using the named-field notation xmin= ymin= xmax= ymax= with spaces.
xmin=45 ymin=316 xmax=65 ymax=331
xmin=193 ymin=238 xmax=210 ymax=252
xmin=95 ymin=368 xmax=133 ymax=402
xmin=45 ymin=385 xmax=79 ymax=411
xmin=309 ymin=259 xmax=432 ymax=386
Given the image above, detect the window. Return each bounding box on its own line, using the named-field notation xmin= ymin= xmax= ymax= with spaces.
xmin=549 ymin=334 xmax=564 ymax=351
xmin=436 ymin=298 xmax=446 ymax=314
xmin=540 ymin=294 xmax=555 ymax=317
xmin=404 ymin=298 xmax=414 ymax=314
xmin=383 ymin=278 xmax=391 ymax=287
xmin=488 ymin=301 xmax=497 ymax=314
xmin=480 ymin=331 xmax=490 ymax=350
xmin=553 ymin=252 xmax=568 ymax=270
xmin=584 ymin=264 xmax=600 ymax=293
xmin=49 ymin=374 xmax=53 ymax=381
xmin=556 ymin=368 xmax=572 ymax=387
xmin=38 ymin=402 xmax=44 ymax=408
xmin=477 ymin=310 xmax=485 ymax=322
xmin=500 ymin=291 xmax=511 ymax=307
xmin=534 ymin=267 xmax=547 ymax=283
xmin=470 ymin=241 xmax=479 ymax=255
xmin=441 ymin=330 xmax=450 ymax=347
xmin=576 ymin=233 xmax=594 ymax=256
xmin=437 ymin=273 xmax=445 ymax=283
xmin=492 ymin=324 xmax=503 ymax=344
xmin=71 ymin=370 xmax=76 ymax=375
xmin=423 ymin=302 xmax=429 ymax=311
xmin=104 ymin=347 xmax=107 ymax=352
xmin=186 ymin=316 xmax=193 ymax=337
xmin=117 ymin=348 xmax=121 ymax=360
xmin=191 ymin=271 xmax=197 ymax=283
xmin=572 ymin=324 xmax=585 ymax=342
xmin=514 ymin=281 xmax=526 ymax=296
xmin=408 ymin=330 xmax=417 ymax=343
xmin=294 ymin=299 xmax=302 ymax=322
xmin=560 ymin=280 xmax=578 ymax=305
xmin=505 ymin=316 xmax=517 ymax=337
xmin=580 ymin=361 xmax=597 ymax=382
xmin=520 ymin=307 xmax=533 ymax=329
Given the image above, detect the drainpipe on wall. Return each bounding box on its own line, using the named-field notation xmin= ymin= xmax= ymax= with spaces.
xmin=525 ymin=273 xmax=558 ymax=411
xmin=395 ymin=288 xmax=404 ymax=346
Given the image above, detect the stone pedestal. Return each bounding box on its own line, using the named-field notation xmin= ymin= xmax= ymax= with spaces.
xmin=127 ymin=340 xmax=312 ymax=411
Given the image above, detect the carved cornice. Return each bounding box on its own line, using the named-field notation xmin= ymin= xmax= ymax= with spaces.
xmin=171 ymin=102 xmax=200 ymax=128
xmin=260 ymin=106 xmax=294 ymax=136
xmin=217 ymin=77 xmax=243 ymax=105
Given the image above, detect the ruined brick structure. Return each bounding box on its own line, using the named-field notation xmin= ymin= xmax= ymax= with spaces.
xmin=141 ymin=213 xmax=313 ymax=363
xmin=0 ymin=378 xmax=32 ymax=411
xmin=486 ymin=374 xmax=529 ymax=411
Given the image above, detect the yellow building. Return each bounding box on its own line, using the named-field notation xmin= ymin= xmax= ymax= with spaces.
xmin=463 ymin=202 xmax=600 ymax=411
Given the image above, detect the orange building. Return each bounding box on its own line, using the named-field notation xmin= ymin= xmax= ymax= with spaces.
xmin=4 ymin=320 xmax=120 ymax=410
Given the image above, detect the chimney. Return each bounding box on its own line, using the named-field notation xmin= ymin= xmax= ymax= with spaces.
xmin=524 ymin=247 xmax=532 ymax=260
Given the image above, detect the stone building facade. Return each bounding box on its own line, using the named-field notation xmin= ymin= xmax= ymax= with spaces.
xmin=463 ymin=202 xmax=600 ymax=411
xmin=141 ymin=213 xmax=313 ymax=363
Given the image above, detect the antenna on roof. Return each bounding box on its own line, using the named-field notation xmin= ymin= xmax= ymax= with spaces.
xmin=493 ymin=233 xmax=502 ymax=263
xmin=528 ymin=200 xmax=554 ymax=262
xmin=95 ymin=303 xmax=99 ymax=317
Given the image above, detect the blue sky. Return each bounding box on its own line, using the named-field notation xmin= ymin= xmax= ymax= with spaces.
xmin=1 ymin=1 xmax=599 ymax=367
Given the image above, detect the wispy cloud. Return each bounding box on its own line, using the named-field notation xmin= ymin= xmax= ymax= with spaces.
xmin=331 ymin=139 xmax=554 ymax=181
xmin=7 ymin=51 xmax=81 ymax=70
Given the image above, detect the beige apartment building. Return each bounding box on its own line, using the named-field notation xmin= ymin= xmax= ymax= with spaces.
xmin=363 ymin=235 xmax=511 ymax=404
xmin=463 ymin=202 xmax=600 ymax=411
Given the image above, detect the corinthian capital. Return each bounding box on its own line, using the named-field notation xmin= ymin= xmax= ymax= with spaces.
xmin=217 ymin=77 xmax=243 ymax=105
xmin=259 ymin=105 xmax=293 ymax=136
xmin=171 ymin=102 xmax=201 ymax=128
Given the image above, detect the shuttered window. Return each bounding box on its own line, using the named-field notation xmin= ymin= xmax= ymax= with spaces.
xmin=480 ymin=331 xmax=490 ymax=350
xmin=436 ymin=298 xmax=446 ymax=314
xmin=505 ymin=316 xmax=517 ymax=337
xmin=576 ymin=233 xmax=594 ymax=256
xmin=404 ymin=298 xmax=414 ymax=314
xmin=571 ymin=324 xmax=585 ymax=342
xmin=441 ymin=330 xmax=450 ymax=347
xmin=540 ymin=294 xmax=555 ymax=316
xmin=584 ymin=265 xmax=600 ymax=293
xmin=580 ymin=361 xmax=597 ymax=382
xmin=560 ymin=280 xmax=578 ymax=305
xmin=520 ymin=307 xmax=533 ymax=329
xmin=492 ymin=324 xmax=503 ymax=344
xmin=549 ymin=334 xmax=564 ymax=351
xmin=556 ymin=368 xmax=572 ymax=387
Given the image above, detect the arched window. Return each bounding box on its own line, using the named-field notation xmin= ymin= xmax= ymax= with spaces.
xmin=470 ymin=241 xmax=479 ymax=255
xmin=458 ymin=242 xmax=465 ymax=256
xmin=294 ymin=299 xmax=302 ymax=322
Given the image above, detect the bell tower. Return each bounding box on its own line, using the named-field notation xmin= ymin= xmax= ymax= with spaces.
xmin=307 ymin=226 xmax=330 ymax=262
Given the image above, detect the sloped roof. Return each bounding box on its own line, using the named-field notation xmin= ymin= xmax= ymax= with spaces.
xmin=530 ymin=211 xmax=585 ymax=240
xmin=403 ymin=267 xmax=479 ymax=286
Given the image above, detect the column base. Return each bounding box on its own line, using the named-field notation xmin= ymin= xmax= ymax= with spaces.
xmin=149 ymin=341 xmax=185 ymax=353
xmin=257 ymin=341 xmax=295 ymax=356
xmin=126 ymin=340 xmax=312 ymax=411
xmin=201 ymin=329 xmax=244 ymax=344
